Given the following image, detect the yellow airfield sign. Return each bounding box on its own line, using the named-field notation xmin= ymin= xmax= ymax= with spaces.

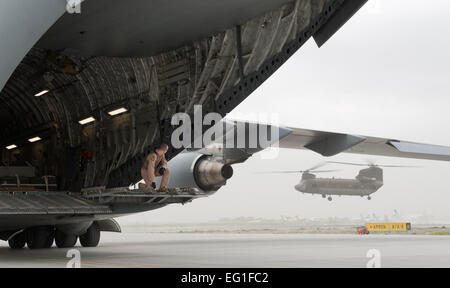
xmin=366 ymin=223 xmax=411 ymax=232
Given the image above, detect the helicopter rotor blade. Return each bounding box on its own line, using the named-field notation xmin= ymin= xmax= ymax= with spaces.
xmin=255 ymin=171 xmax=307 ymax=174
xmin=256 ymin=169 xmax=340 ymax=174
xmin=327 ymin=161 xmax=369 ymax=167
xmin=375 ymin=164 xmax=420 ymax=168
xmin=328 ymin=161 xmax=420 ymax=168
xmin=308 ymin=162 xmax=327 ymax=171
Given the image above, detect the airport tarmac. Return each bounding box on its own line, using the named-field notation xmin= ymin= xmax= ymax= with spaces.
xmin=0 ymin=233 xmax=450 ymax=268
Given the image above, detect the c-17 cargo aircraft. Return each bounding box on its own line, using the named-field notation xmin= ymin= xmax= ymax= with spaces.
xmin=1 ymin=0 xmax=450 ymax=250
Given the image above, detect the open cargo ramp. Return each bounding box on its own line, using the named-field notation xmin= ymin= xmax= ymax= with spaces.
xmin=0 ymin=191 xmax=111 ymax=215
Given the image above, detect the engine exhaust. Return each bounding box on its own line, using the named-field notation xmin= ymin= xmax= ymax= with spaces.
xmin=194 ymin=158 xmax=234 ymax=191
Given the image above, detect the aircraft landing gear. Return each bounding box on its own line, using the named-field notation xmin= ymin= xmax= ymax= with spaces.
xmin=26 ymin=226 xmax=54 ymax=249
xmin=327 ymin=196 xmax=332 ymax=201
xmin=368 ymin=196 xmax=372 ymax=201
xmin=8 ymin=232 xmax=26 ymax=249
xmin=79 ymin=222 xmax=100 ymax=248
xmin=322 ymin=194 xmax=326 ymax=199
xmin=55 ymin=229 xmax=78 ymax=248
xmin=7 ymin=222 xmax=105 ymax=249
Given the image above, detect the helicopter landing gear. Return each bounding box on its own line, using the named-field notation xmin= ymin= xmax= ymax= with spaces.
xmin=327 ymin=196 xmax=332 ymax=201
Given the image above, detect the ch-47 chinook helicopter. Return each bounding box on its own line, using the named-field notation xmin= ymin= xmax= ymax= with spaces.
xmin=268 ymin=161 xmax=416 ymax=201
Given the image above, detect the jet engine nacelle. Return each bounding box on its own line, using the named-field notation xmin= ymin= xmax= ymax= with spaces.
xmin=159 ymin=152 xmax=233 ymax=192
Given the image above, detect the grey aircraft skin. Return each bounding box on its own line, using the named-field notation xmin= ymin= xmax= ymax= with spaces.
xmin=295 ymin=167 xmax=384 ymax=201
xmin=1 ymin=0 xmax=450 ymax=250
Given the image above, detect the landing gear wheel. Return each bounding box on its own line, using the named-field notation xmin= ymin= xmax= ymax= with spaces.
xmin=8 ymin=232 xmax=26 ymax=249
xmin=55 ymin=230 xmax=78 ymax=248
xmin=322 ymin=194 xmax=326 ymax=199
xmin=368 ymin=196 xmax=372 ymax=201
xmin=327 ymin=196 xmax=332 ymax=201
xmin=79 ymin=223 xmax=100 ymax=247
xmin=26 ymin=226 xmax=54 ymax=249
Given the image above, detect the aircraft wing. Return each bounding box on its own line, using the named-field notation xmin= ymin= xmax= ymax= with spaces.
xmin=207 ymin=121 xmax=450 ymax=163
xmin=278 ymin=126 xmax=450 ymax=162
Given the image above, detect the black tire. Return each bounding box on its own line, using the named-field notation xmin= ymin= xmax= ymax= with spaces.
xmin=26 ymin=226 xmax=54 ymax=249
xmin=79 ymin=223 xmax=100 ymax=248
xmin=55 ymin=229 xmax=78 ymax=248
xmin=8 ymin=232 xmax=26 ymax=249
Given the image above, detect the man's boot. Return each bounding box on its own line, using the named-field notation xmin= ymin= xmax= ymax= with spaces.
xmin=158 ymin=187 xmax=169 ymax=193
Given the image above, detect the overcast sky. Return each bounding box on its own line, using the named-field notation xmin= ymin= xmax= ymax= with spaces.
xmin=119 ymin=0 xmax=450 ymax=225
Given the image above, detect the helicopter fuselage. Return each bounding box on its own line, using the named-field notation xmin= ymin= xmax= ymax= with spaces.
xmin=295 ymin=177 xmax=384 ymax=197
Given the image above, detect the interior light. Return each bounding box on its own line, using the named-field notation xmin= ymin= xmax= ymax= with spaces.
xmin=6 ymin=144 xmax=17 ymax=150
xmin=28 ymin=137 xmax=42 ymax=143
xmin=34 ymin=90 xmax=49 ymax=97
xmin=107 ymin=107 xmax=128 ymax=116
xmin=78 ymin=117 xmax=96 ymax=125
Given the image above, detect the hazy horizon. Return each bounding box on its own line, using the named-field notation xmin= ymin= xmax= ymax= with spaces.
xmin=118 ymin=0 xmax=450 ymax=226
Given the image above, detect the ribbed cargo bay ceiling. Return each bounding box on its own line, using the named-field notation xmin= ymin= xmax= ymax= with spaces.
xmin=0 ymin=0 xmax=357 ymax=191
